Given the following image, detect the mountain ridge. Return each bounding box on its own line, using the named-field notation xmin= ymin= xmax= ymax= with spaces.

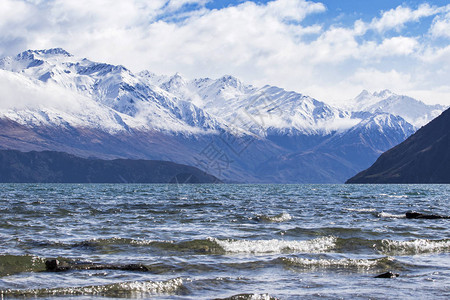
xmin=0 ymin=48 xmax=444 ymax=183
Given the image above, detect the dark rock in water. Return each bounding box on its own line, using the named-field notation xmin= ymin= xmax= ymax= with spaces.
xmin=375 ymin=271 xmax=399 ymax=278
xmin=120 ymin=264 xmax=149 ymax=272
xmin=406 ymin=211 xmax=449 ymax=219
xmin=45 ymin=259 xmax=58 ymax=271
xmin=45 ymin=259 xmax=149 ymax=272
xmin=346 ymin=107 xmax=450 ymax=183
xmin=45 ymin=259 xmax=70 ymax=272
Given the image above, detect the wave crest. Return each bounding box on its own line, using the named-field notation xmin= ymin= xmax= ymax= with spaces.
xmin=253 ymin=213 xmax=292 ymax=223
xmin=212 ymin=236 xmax=337 ymax=254
xmin=281 ymin=256 xmax=395 ymax=270
xmin=378 ymin=239 xmax=450 ymax=255
xmin=0 ymin=278 xmax=185 ymax=297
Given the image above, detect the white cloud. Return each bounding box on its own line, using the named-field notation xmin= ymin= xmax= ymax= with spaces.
xmin=369 ymin=36 xmax=419 ymax=57
xmin=370 ymin=3 xmax=439 ymax=32
xmin=430 ymin=12 xmax=450 ymax=38
xmin=421 ymin=44 xmax=450 ymax=64
xmin=166 ymin=0 xmax=209 ymax=11
xmin=0 ymin=69 xmax=83 ymax=111
xmin=350 ymin=69 xmax=413 ymax=91
xmin=267 ymin=0 xmax=326 ymax=21
xmin=0 ymin=0 xmax=450 ymax=105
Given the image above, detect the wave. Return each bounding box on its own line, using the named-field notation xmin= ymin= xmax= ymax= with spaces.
xmin=343 ymin=208 xmax=377 ymax=212
xmin=40 ymin=236 xmax=336 ymax=255
xmin=340 ymin=195 xmax=378 ymax=200
xmin=283 ymin=227 xmax=383 ymax=242
xmin=14 ymin=236 xmax=449 ymax=262
xmin=142 ymin=237 xmax=336 ymax=254
xmin=252 ymin=213 xmax=292 ymax=223
xmin=377 ymin=239 xmax=450 ymax=255
xmin=212 ymin=236 xmax=337 ymax=254
xmin=140 ymin=238 xmax=226 ymax=254
xmin=280 ymin=256 xmax=395 ymax=271
xmin=0 ymin=255 xmax=46 ymax=277
xmin=0 ymin=278 xmax=185 ymax=297
xmin=378 ymin=212 xmax=406 ymax=218
xmin=378 ymin=193 xmax=408 ymax=199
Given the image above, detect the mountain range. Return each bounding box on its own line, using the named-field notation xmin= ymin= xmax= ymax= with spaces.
xmin=0 ymin=48 xmax=446 ymax=183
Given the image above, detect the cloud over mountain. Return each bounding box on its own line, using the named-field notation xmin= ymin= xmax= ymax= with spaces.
xmin=0 ymin=1 xmax=449 ymax=106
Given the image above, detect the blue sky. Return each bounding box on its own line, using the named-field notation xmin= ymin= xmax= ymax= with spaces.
xmin=0 ymin=0 xmax=449 ymax=104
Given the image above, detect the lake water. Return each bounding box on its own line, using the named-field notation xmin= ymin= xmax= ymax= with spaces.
xmin=0 ymin=184 xmax=449 ymax=299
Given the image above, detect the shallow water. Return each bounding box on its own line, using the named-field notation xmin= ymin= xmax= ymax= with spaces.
xmin=0 ymin=184 xmax=449 ymax=299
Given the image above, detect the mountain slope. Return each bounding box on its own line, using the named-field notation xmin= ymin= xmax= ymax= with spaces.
xmin=254 ymin=113 xmax=415 ymax=183
xmin=155 ymin=73 xmax=359 ymax=136
xmin=346 ymin=108 xmax=450 ymax=183
xmin=0 ymin=149 xmax=220 ymax=183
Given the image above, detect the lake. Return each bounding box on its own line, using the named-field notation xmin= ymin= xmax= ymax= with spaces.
xmin=0 ymin=184 xmax=449 ymax=299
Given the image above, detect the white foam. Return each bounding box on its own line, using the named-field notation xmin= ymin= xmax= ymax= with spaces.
xmin=379 ymin=239 xmax=450 ymax=255
xmin=211 ymin=236 xmax=336 ymax=254
xmin=3 ymin=278 xmax=184 ymax=297
xmin=344 ymin=208 xmax=376 ymax=212
xmin=130 ymin=239 xmax=161 ymax=245
xmin=111 ymin=278 xmax=184 ymax=294
xmin=378 ymin=212 xmax=405 ymax=218
xmin=266 ymin=212 xmax=293 ymax=222
xmin=283 ymin=257 xmax=389 ymax=269
xmin=248 ymin=294 xmax=276 ymax=300
xmin=379 ymin=193 xmax=408 ymax=198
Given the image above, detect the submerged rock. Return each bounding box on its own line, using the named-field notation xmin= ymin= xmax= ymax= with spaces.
xmin=405 ymin=212 xmax=449 ymax=219
xmin=45 ymin=259 xmax=70 ymax=272
xmin=45 ymin=259 xmax=149 ymax=272
xmin=375 ymin=271 xmax=399 ymax=278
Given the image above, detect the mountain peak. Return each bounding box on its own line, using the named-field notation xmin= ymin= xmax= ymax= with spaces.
xmin=373 ymin=89 xmax=394 ymax=98
xmin=17 ymin=48 xmax=73 ymax=60
xmin=170 ymin=72 xmax=187 ymax=82
xmin=358 ymin=89 xmax=370 ymax=96
xmin=162 ymin=72 xmax=188 ymax=90
xmin=219 ymin=75 xmax=241 ymax=87
xmin=354 ymin=90 xmax=370 ymax=102
xmin=349 ymin=89 xmax=445 ymax=127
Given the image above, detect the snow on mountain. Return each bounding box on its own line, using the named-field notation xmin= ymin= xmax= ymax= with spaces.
xmin=347 ymin=89 xmax=446 ymax=127
xmin=354 ymin=113 xmax=413 ymax=135
xmin=2 ymin=48 xmax=435 ymax=140
xmin=1 ymin=48 xmax=446 ymax=183
xmin=153 ymin=74 xmax=360 ymax=136
xmin=0 ymin=68 xmax=137 ymax=133
xmin=0 ymin=49 xmax=223 ymax=134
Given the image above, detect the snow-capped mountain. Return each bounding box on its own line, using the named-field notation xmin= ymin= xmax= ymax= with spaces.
xmin=347 ymin=90 xmax=446 ymax=127
xmin=0 ymin=48 xmax=444 ymax=183
xmin=0 ymin=49 xmax=223 ymax=134
xmin=154 ymin=73 xmax=359 ymax=136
